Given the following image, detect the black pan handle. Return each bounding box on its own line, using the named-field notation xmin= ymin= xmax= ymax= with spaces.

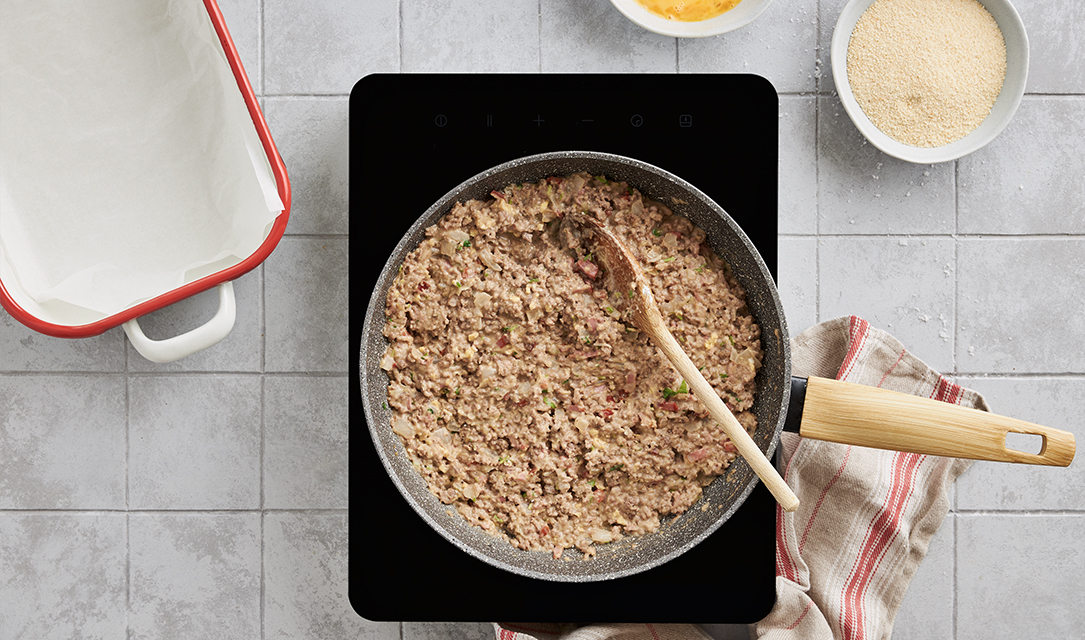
xmin=782 ymin=376 xmax=807 ymax=434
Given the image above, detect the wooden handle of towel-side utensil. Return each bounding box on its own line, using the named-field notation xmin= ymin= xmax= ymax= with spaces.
xmin=799 ymin=377 xmax=1076 ymax=466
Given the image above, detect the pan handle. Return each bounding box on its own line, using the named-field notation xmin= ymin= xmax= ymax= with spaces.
xmin=798 ymin=376 xmax=1076 ymax=466
xmin=122 ymin=282 xmax=236 ymax=363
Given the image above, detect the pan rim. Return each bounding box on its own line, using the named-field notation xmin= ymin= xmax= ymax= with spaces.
xmin=359 ymin=150 xmax=791 ymax=582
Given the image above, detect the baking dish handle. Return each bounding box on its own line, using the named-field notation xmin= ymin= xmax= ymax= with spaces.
xmin=123 ymin=282 xmax=236 ymax=363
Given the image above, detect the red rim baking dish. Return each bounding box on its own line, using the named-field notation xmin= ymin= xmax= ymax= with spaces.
xmin=0 ymin=0 xmax=290 ymax=360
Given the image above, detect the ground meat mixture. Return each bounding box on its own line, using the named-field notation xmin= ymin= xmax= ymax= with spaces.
xmin=381 ymin=173 xmax=763 ymax=559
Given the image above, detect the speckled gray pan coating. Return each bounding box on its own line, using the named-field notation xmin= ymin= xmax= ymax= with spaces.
xmin=359 ymin=151 xmax=792 ymax=582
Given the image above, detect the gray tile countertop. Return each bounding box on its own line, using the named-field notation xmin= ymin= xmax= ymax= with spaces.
xmin=1 ymin=1 xmax=1082 ymax=639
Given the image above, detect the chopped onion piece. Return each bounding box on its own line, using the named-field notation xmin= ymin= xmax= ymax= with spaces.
xmin=392 ymin=416 xmax=415 ymax=439
xmin=730 ymin=346 xmax=762 ymax=372
xmin=479 ymin=249 xmax=502 ymax=272
xmin=445 ymin=229 xmax=471 ymax=244
xmin=431 ymin=427 xmax=453 ymax=449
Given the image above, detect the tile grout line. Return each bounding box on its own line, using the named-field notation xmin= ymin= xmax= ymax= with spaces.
xmin=813 ymin=0 xmax=822 ymax=324
xmin=775 ymin=232 xmax=1085 ymax=239
xmin=952 ymin=512 xmax=958 ymax=640
xmin=260 ymin=373 xmax=266 ymax=640
xmin=953 ymin=157 xmax=959 ymax=377
xmin=5 ymin=507 xmax=1078 ymax=515
xmin=258 ymin=0 xmax=265 ymax=97
xmin=0 ymin=509 xmax=353 ymax=515
xmin=124 ymin=348 xmax=131 ymax=636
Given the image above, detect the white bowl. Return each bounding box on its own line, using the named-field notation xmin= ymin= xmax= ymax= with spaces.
xmin=609 ymin=0 xmax=774 ymax=38
xmin=830 ymin=0 xmax=1028 ymax=164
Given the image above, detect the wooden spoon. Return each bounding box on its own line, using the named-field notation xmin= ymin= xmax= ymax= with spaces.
xmin=571 ymin=213 xmax=800 ymax=512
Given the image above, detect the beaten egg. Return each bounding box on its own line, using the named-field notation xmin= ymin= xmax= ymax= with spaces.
xmin=634 ymin=0 xmax=743 ymax=21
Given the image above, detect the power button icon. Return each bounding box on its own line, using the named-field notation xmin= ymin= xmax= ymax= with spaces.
xmin=434 ymin=114 xmax=448 ymax=127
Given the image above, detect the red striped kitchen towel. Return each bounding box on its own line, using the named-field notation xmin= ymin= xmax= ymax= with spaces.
xmin=495 ymin=316 xmax=982 ymax=640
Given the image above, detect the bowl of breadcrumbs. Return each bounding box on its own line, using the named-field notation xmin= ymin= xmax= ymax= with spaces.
xmin=831 ymin=0 xmax=1028 ymax=163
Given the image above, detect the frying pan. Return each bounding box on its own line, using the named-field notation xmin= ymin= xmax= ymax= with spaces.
xmin=358 ymin=151 xmax=1075 ymax=582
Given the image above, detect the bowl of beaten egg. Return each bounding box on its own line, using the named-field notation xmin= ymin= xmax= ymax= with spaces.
xmin=831 ymin=0 xmax=1028 ymax=164
xmin=609 ymin=0 xmax=774 ymax=37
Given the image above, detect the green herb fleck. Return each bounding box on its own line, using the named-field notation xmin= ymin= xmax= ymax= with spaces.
xmin=663 ymin=256 xmax=676 ymax=263
xmin=652 ymin=228 xmax=663 ymax=237
xmin=605 ymin=306 xmax=616 ymax=314
xmin=662 ymin=382 xmax=689 ymax=398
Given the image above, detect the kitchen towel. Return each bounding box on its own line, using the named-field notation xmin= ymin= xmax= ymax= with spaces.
xmin=495 ymin=315 xmax=982 ymax=640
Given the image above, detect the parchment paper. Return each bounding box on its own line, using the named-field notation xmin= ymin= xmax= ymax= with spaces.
xmin=0 ymin=0 xmax=284 ymax=318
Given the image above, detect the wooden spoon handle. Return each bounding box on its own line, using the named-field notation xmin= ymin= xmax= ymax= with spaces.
xmin=651 ymin=324 xmax=801 ymax=512
xmin=800 ymin=377 xmax=1076 ymax=466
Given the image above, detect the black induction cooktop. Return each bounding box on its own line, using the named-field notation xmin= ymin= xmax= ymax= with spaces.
xmin=348 ymin=73 xmax=779 ymax=623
